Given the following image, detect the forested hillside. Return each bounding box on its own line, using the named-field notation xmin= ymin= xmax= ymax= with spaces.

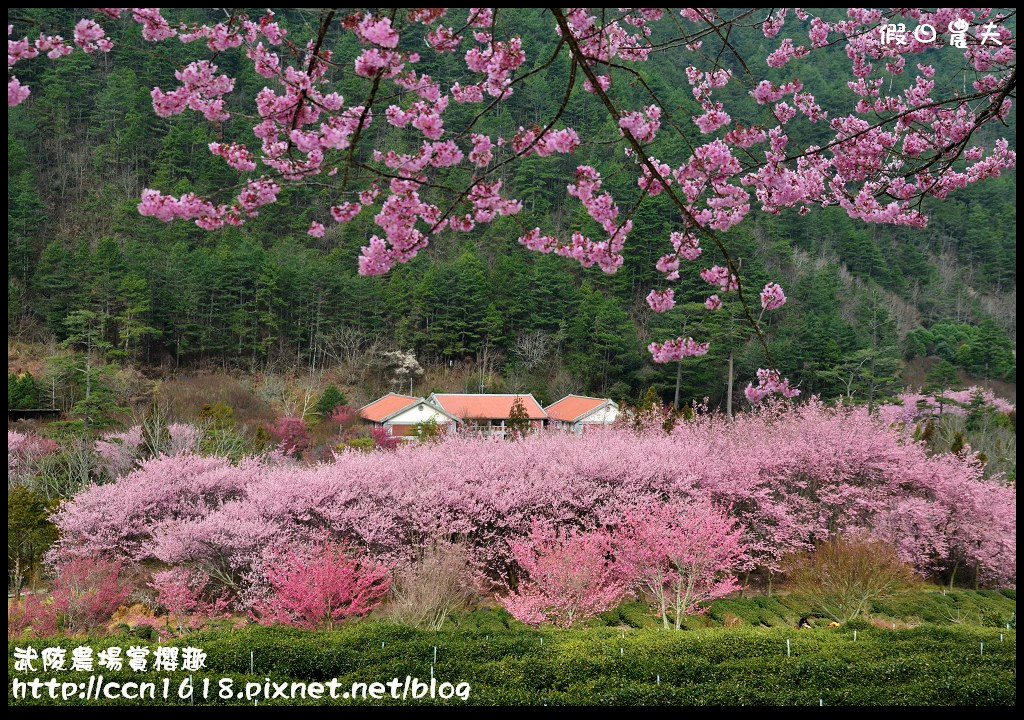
xmin=7 ymin=8 xmax=1016 ymax=408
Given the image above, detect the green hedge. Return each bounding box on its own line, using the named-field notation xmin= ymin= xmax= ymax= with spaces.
xmin=868 ymin=590 xmax=1017 ymax=627
xmin=592 ymin=589 xmax=1016 ymax=630
xmin=9 ymin=624 xmax=1015 ymax=705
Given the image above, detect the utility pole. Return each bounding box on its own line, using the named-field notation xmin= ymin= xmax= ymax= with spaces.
xmin=726 ymin=351 xmax=734 ymax=419
xmin=673 ymin=359 xmax=682 ymax=410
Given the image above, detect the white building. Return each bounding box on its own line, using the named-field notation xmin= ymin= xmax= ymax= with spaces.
xmin=544 ymin=395 xmax=619 ymax=434
xmin=357 ymin=393 xmax=459 ymax=439
xmin=426 ymin=393 xmax=547 ymax=439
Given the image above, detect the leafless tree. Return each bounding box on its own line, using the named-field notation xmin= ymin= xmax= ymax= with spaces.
xmin=513 ymin=330 xmax=553 ymax=372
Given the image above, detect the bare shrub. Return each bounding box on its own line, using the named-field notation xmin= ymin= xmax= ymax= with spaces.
xmin=156 ymin=374 xmax=274 ymax=427
xmin=783 ymin=535 xmax=918 ymax=623
xmin=385 ymin=543 xmax=474 ymax=630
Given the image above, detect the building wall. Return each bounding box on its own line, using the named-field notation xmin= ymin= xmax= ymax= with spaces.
xmin=581 ymin=405 xmax=618 ymax=425
xmin=386 ymin=402 xmax=455 ymax=427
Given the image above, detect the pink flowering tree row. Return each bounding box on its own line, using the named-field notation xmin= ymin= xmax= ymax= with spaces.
xmin=877 ymin=386 xmax=1016 ymax=426
xmin=500 ymin=503 xmax=749 ymax=628
xmin=50 ymin=400 xmax=1016 ymax=612
xmin=8 ymin=9 xmax=1015 ymax=398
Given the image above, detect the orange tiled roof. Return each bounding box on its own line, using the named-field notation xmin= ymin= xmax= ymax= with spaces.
xmin=358 ymin=393 xmax=420 ymax=423
xmin=544 ymin=395 xmax=610 ymax=422
xmin=429 ymin=394 xmax=547 ymax=420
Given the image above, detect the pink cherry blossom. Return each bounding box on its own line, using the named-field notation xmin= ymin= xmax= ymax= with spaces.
xmin=745 ymin=368 xmax=800 ymax=403
xmin=646 ymin=289 xmax=675 ymax=313
xmin=700 ymin=265 xmax=738 ymax=292
xmin=208 ymin=141 xmax=256 ymax=171
xmin=759 ymin=282 xmax=787 ymax=310
xmin=73 ymin=19 xmax=111 ymax=53
xmin=648 ymin=337 xmax=710 ymax=363
xmin=356 ymin=14 xmax=399 ymax=48
xmin=47 ymin=400 xmax=1015 ymax=597
xmin=498 ymin=519 xmax=625 ymax=628
xmin=12 ymin=8 xmax=1015 ymax=395
xmin=8 ymin=76 xmax=29 ymax=106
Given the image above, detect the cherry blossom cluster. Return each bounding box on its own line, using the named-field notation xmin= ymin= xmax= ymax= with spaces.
xmin=560 ymin=7 xmax=652 ymax=74
xmin=759 ymin=282 xmax=787 ymax=311
xmin=137 ymin=177 xmax=281 ymax=229
xmin=648 ymin=336 xmax=710 ymax=364
xmin=151 ymin=60 xmax=235 ymax=122
xmin=517 ymin=164 xmax=632 ymax=273
xmin=511 ymin=126 xmax=581 ymax=157
xmin=744 ymin=368 xmax=801 ymax=403
xmin=8 ymin=24 xmax=72 ymax=106
xmin=619 ymin=105 xmax=662 ymax=143
xmin=646 ymin=288 xmax=675 ymax=313
xmin=8 ymin=8 xmax=1016 ymax=395
xmin=655 ymin=231 xmax=702 ymax=283
xmin=208 ymin=142 xmax=256 ymax=172
xmin=561 ymin=165 xmax=631 ymax=273
xmin=700 ymin=265 xmax=739 ymax=293
xmin=687 ymin=66 xmax=733 ymax=134
xmin=500 ymin=503 xmax=749 ymax=628
xmin=498 ymin=520 xmax=626 ymax=627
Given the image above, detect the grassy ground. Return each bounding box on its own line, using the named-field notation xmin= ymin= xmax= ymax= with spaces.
xmin=8 ymin=589 xmax=1016 ymax=706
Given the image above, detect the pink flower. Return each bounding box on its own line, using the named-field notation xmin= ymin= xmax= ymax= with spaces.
xmin=693 ymin=105 xmax=731 ymax=133
xmin=700 ymin=265 xmax=738 ymax=292
xmin=411 ymin=112 xmax=443 ymax=139
xmin=759 ymin=282 xmax=787 ymax=310
xmin=744 ymin=368 xmax=799 ymax=403
xmin=469 ymin=133 xmax=493 ymax=166
xmin=648 ymin=337 xmax=710 ymax=363
xmin=450 ymin=82 xmax=483 ymax=103
xmin=498 ymin=519 xmax=625 ymax=628
xmin=656 ymin=254 xmax=680 ymax=279
xmin=427 ymin=25 xmax=461 ymax=53
xmin=73 ymin=19 xmax=110 ymax=53
xmin=646 ymin=288 xmax=676 ymax=313
xmin=356 ymin=15 xmax=399 ymax=49
xmin=705 ymin=295 xmax=722 ymax=310
xmin=518 ymin=228 xmax=559 ymax=253
xmin=331 ymin=203 xmax=362 ymax=223
xmin=618 ymin=105 xmax=662 ymax=143
xmin=132 ymin=8 xmax=176 ymax=41
xmin=208 ymin=142 xmax=256 ymax=171
xmin=308 ymin=221 xmax=325 ymax=237
xmin=8 ymin=77 xmax=30 ymax=106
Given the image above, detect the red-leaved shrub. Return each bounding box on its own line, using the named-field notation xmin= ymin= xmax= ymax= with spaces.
xmin=50 ymin=558 xmax=132 ymax=633
xmin=252 ymin=543 xmax=391 ymax=629
xmin=9 ymin=558 xmax=132 ymax=636
xmin=8 ymin=593 xmax=57 ymax=638
xmin=368 ymin=426 xmax=400 ymax=451
xmin=266 ymin=417 xmax=310 ymax=457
